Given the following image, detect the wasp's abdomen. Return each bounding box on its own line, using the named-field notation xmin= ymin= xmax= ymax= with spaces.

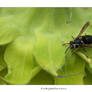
xmin=82 ymin=35 xmax=92 ymax=44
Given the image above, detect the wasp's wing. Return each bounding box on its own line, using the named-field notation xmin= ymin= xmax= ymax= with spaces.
xmin=76 ymin=22 xmax=90 ymax=38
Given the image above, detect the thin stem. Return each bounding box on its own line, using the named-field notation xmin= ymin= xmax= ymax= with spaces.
xmin=57 ymin=72 xmax=84 ymax=78
xmin=76 ymin=51 xmax=91 ymax=64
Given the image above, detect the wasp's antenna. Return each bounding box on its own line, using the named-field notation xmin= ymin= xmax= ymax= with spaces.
xmin=57 ymin=72 xmax=84 ymax=78
xmin=72 ymin=36 xmax=75 ymax=39
xmin=63 ymin=43 xmax=69 ymax=46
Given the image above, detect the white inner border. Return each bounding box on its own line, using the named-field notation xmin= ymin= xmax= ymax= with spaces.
xmin=0 ymin=0 xmax=92 ymax=7
xmin=0 ymin=85 xmax=92 ymax=92
xmin=0 ymin=0 xmax=92 ymax=92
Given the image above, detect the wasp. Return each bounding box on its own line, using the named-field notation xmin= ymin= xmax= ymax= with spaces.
xmin=65 ymin=21 xmax=92 ymax=53
xmin=57 ymin=23 xmax=91 ymax=78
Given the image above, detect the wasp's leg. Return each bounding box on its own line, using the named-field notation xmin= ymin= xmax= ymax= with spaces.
xmin=72 ymin=36 xmax=75 ymax=39
xmin=65 ymin=46 xmax=70 ymax=54
xmin=82 ymin=47 xmax=87 ymax=52
xmin=71 ymin=48 xmax=79 ymax=55
xmin=82 ymin=44 xmax=92 ymax=58
xmin=82 ymin=48 xmax=89 ymax=58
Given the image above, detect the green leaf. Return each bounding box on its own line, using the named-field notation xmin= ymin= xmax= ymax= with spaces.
xmin=84 ymin=67 xmax=92 ymax=85
xmin=0 ymin=8 xmax=92 ymax=85
xmin=34 ymin=32 xmax=65 ymax=76
xmin=0 ymin=68 xmax=8 ymax=85
xmin=77 ymin=47 xmax=92 ymax=75
xmin=0 ymin=17 xmax=20 ymax=45
xmin=0 ymin=46 xmax=7 ymax=71
xmin=4 ymin=37 xmax=41 ymax=84
xmin=54 ymin=51 xmax=85 ymax=85
xmin=28 ymin=69 xmax=54 ymax=85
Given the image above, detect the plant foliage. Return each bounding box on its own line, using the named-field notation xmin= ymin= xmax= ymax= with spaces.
xmin=0 ymin=8 xmax=92 ymax=84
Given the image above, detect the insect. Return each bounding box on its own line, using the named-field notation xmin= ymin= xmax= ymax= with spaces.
xmin=65 ymin=21 xmax=92 ymax=54
xmin=57 ymin=22 xmax=90 ymax=78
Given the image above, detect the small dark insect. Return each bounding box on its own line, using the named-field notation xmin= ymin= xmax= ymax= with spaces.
xmin=57 ymin=22 xmax=90 ymax=78
xmin=65 ymin=21 xmax=92 ymax=54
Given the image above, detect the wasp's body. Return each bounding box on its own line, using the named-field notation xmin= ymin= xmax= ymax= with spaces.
xmin=70 ymin=35 xmax=92 ymax=48
xmin=58 ymin=22 xmax=91 ymax=78
xmin=57 ymin=22 xmax=91 ymax=78
xmin=65 ymin=22 xmax=92 ymax=53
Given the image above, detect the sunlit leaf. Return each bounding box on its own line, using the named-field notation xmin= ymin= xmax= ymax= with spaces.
xmin=28 ymin=69 xmax=54 ymax=85
xmin=34 ymin=32 xmax=65 ymax=76
xmin=54 ymin=51 xmax=85 ymax=85
xmin=4 ymin=37 xmax=41 ymax=84
xmin=0 ymin=8 xmax=92 ymax=85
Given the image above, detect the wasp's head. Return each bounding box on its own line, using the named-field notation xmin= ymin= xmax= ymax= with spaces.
xmin=70 ymin=40 xmax=80 ymax=48
xmin=65 ymin=41 xmax=74 ymax=53
xmin=70 ymin=41 xmax=75 ymax=48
